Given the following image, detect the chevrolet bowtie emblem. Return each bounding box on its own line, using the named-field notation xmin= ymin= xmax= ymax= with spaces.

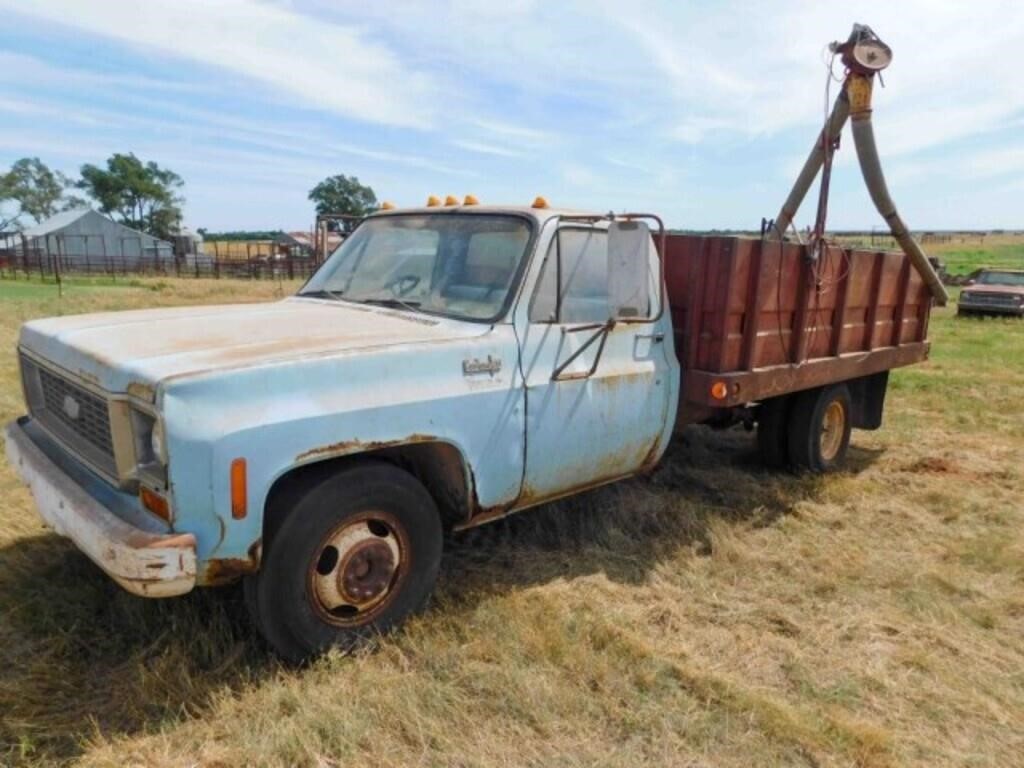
xmin=62 ymin=394 xmax=81 ymax=421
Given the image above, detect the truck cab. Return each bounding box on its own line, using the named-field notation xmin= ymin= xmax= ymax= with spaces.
xmin=5 ymin=201 xmax=679 ymax=661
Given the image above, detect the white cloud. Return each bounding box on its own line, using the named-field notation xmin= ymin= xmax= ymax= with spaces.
xmin=0 ymin=52 xmax=208 ymax=94
xmin=0 ymin=0 xmax=441 ymax=128
xmin=450 ymin=140 xmax=523 ymax=158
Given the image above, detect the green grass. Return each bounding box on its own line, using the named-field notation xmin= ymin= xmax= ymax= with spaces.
xmin=0 ymin=276 xmax=140 ymax=301
xmin=938 ymin=242 xmax=1024 ymax=275
xmin=0 ymin=274 xmax=1022 ymax=767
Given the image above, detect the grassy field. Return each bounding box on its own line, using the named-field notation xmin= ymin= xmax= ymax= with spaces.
xmin=0 ymin=276 xmax=1022 ymax=767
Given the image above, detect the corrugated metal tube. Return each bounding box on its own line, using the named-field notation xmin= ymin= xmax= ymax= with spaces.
xmin=850 ymin=116 xmax=949 ymax=305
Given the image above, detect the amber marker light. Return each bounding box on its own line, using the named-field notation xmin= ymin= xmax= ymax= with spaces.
xmin=230 ymin=458 xmax=248 ymax=519
xmin=444 ymin=194 xmax=459 ymax=206
xmin=426 ymin=195 xmax=441 ymax=207
xmin=463 ymin=194 xmax=479 ymax=205
xmin=140 ymin=487 xmax=171 ymax=522
xmin=380 ymin=201 xmax=396 ymax=210
xmin=531 ymin=196 xmax=549 ymax=209
xmin=710 ymin=381 xmax=729 ymax=401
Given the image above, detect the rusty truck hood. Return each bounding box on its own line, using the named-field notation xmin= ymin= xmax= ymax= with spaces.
xmin=19 ymin=297 xmax=487 ymax=395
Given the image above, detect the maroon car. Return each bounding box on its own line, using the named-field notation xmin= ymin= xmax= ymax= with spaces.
xmin=958 ymin=270 xmax=1024 ymax=317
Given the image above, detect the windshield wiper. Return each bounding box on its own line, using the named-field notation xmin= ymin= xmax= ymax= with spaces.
xmin=299 ymin=288 xmax=346 ymax=301
xmin=360 ymin=297 xmax=423 ymax=313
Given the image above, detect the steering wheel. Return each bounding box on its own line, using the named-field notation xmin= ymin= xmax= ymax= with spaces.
xmin=385 ymin=274 xmax=421 ymax=297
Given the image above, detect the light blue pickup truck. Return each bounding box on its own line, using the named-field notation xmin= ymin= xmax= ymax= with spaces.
xmin=5 ymin=203 xmax=681 ymax=660
xmin=6 ymin=198 xmax=939 ymax=660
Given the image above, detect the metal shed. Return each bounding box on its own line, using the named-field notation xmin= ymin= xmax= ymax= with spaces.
xmin=15 ymin=208 xmax=173 ymax=268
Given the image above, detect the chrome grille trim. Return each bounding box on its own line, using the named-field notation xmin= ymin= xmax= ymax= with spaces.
xmin=964 ymin=293 xmax=1017 ymax=307
xmin=20 ymin=354 xmax=119 ymax=479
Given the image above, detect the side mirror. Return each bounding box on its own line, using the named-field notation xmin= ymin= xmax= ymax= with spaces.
xmin=607 ymin=221 xmax=654 ymax=319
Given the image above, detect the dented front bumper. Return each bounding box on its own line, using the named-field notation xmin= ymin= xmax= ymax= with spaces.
xmin=4 ymin=418 xmax=197 ymax=598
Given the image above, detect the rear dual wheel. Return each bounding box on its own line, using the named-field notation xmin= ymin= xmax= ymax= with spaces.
xmin=245 ymin=462 xmax=443 ymax=664
xmin=757 ymin=384 xmax=852 ymax=473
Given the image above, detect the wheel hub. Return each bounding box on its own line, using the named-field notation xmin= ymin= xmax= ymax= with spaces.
xmin=310 ymin=515 xmax=404 ymax=624
xmin=339 ymin=539 xmax=395 ymax=603
xmin=820 ymin=400 xmax=846 ymax=461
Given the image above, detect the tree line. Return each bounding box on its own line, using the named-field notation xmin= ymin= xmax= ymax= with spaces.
xmin=2 ymin=152 xmax=378 ymax=242
xmin=0 ymin=154 xmax=184 ymax=240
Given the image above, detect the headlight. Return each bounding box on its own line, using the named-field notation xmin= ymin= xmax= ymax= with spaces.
xmin=130 ymin=408 xmax=167 ymax=468
xmin=150 ymin=418 xmax=167 ymax=464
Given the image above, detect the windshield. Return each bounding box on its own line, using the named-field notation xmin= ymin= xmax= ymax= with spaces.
xmin=977 ymin=271 xmax=1024 ymax=287
xmin=299 ymin=214 xmax=533 ymax=321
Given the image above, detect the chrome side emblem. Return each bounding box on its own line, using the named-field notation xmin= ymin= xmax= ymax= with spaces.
xmin=462 ymin=355 xmax=502 ymax=377
xmin=62 ymin=394 xmax=80 ymax=421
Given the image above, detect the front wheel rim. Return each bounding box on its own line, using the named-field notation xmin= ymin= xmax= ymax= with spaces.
xmin=309 ymin=512 xmax=407 ymax=626
xmin=819 ymin=400 xmax=847 ymax=462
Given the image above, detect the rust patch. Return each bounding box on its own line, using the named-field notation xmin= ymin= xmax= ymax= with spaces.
xmin=76 ymin=368 xmax=101 ymax=386
xmin=295 ymin=433 xmax=439 ymax=463
xmin=200 ymin=538 xmax=263 ymax=586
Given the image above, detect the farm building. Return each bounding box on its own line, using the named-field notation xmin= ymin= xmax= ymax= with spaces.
xmin=10 ymin=208 xmax=174 ymax=267
xmin=277 ymin=230 xmax=343 ymax=256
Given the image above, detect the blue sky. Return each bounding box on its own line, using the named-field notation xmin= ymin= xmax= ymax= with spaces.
xmin=1 ymin=0 xmax=1021 ymax=232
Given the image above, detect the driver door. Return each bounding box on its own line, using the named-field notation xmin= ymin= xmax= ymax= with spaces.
xmin=516 ymin=222 xmax=676 ymax=502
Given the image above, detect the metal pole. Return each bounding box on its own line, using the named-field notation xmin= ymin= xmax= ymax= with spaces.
xmin=773 ymin=88 xmax=850 ymax=238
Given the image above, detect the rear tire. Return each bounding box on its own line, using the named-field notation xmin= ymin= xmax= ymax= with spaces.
xmin=757 ymin=396 xmax=792 ymax=469
xmin=786 ymin=384 xmax=852 ymax=473
xmin=245 ymin=462 xmax=443 ymax=663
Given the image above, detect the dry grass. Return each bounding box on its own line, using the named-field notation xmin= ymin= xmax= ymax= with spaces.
xmin=1 ymin=276 xmax=1022 ymax=767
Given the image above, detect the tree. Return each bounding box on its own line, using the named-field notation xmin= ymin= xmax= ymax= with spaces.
xmin=0 ymin=157 xmax=85 ymax=230
xmin=78 ymin=153 xmax=184 ymax=240
xmin=308 ymin=174 xmax=377 ymax=231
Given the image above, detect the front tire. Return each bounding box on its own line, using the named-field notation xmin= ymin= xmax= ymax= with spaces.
xmin=245 ymin=462 xmax=443 ymax=663
xmin=786 ymin=384 xmax=853 ymax=473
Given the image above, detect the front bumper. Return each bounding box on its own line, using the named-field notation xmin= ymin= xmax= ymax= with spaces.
xmin=4 ymin=418 xmax=196 ymax=598
xmin=958 ymin=298 xmax=1024 ymax=316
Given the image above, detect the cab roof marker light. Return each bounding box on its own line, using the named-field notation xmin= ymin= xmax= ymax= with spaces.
xmin=426 ymin=195 xmax=441 ymax=207
xmin=463 ymin=194 xmax=479 ymax=205
xmin=444 ymin=195 xmax=459 ymax=206
xmin=380 ymin=201 xmax=396 ymax=210
xmin=532 ymin=196 xmax=549 ymax=209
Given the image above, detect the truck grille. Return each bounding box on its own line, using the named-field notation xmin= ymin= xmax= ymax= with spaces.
xmin=21 ymin=356 xmax=118 ymax=478
xmin=964 ymin=292 xmax=1017 ymax=308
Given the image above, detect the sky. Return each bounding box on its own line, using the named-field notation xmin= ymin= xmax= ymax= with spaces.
xmin=0 ymin=0 xmax=1022 ymax=232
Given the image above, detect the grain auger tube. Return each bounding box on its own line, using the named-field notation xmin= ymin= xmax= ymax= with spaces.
xmin=773 ymin=24 xmax=949 ymax=306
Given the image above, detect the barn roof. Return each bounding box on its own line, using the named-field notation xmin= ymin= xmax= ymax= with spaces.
xmin=22 ymin=208 xmax=171 ymax=244
xmin=22 ymin=208 xmax=93 ymax=236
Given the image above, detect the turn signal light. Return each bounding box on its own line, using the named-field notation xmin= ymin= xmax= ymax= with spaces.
xmin=426 ymin=195 xmax=441 ymax=207
xmin=710 ymin=381 xmax=729 ymax=400
xmin=230 ymin=458 xmax=247 ymax=519
xmin=532 ymin=196 xmax=549 ymax=209
xmin=140 ymin=486 xmax=171 ymax=522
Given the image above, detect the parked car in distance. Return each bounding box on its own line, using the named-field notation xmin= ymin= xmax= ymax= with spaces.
xmin=957 ymin=269 xmax=1024 ymax=317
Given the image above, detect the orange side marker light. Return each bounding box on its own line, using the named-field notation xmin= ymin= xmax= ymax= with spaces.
xmin=230 ymin=458 xmax=247 ymax=519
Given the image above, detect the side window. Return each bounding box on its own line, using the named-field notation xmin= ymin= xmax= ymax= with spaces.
xmin=529 ymin=229 xmax=611 ymax=323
